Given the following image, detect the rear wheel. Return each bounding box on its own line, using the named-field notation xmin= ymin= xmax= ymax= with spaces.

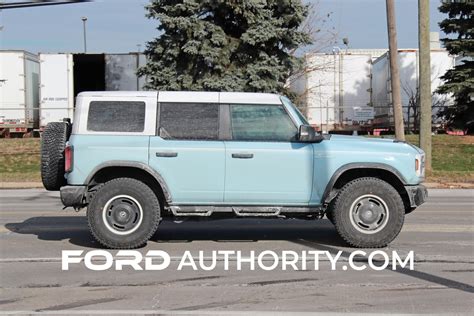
xmin=87 ymin=178 xmax=161 ymax=249
xmin=332 ymin=177 xmax=405 ymax=248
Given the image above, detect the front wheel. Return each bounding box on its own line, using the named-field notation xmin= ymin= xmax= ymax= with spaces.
xmin=332 ymin=177 xmax=405 ymax=248
xmin=87 ymin=178 xmax=161 ymax=249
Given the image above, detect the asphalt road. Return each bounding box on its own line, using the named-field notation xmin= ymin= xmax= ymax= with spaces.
xmin=0 ymin=189 xmax=473 ymax=314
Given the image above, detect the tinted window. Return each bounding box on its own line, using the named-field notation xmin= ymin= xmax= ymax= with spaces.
xmin=87 ymin=101 xmax=145 ymax=132
xmin=231 ymin=105 xmax=297 ymax=141
xmin=159 ymin=103 xmax=219 ymax=140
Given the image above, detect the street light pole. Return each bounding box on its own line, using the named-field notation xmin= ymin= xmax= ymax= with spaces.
xmin=81 ymin=16 xmax=87 ymax=53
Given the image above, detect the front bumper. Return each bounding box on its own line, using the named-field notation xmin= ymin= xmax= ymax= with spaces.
xmin=405 ymin=184 xmax=428 ymax=208
xmin=60 ymin=185 xmax=87 ymax=208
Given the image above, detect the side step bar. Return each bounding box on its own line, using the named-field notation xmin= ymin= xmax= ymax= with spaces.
xmin=169 ymin=205 xmax=323 ymax=217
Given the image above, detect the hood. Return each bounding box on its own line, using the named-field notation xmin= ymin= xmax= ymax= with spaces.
xmin=329 ymin=134 xmax=396 ymax=143
xmin=327 ymin=134 xmax=424 ymax=154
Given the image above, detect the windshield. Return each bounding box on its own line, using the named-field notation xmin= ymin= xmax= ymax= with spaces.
xmin=280 ymin=96 xmax=310 ymax=125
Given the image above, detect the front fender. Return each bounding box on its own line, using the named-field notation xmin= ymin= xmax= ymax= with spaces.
xmin=320 ymin=162 xmax=407 ymax=204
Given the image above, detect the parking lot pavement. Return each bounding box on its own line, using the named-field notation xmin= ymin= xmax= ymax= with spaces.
xmin=0 ymin=189 xmax=473 ymax=313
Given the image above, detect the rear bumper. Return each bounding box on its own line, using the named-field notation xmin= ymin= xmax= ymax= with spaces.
xmin=405 ymin=184 xmax=428 ymax=208
xmin=60 ymin=185 xmax=87 ymax=208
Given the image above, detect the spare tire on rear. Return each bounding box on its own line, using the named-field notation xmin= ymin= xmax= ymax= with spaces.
xmin=41 ymin=122 xmax=71 ymax=191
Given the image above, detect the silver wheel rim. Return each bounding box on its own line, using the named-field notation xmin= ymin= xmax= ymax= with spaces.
xmin=102 ymin=195 xmax=143 ymax=235
xmin=349 ymin=194 xmax=389 ymax=234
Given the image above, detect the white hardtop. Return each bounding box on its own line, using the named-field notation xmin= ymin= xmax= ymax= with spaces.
xmin=77 ymin=91 xmax=283 ymax=105
xmin=77 ymin=91 xmax=157 ymax=98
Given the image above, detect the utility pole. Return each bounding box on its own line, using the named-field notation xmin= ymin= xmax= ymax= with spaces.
xmin=385 ymin=0 xmax=405 ymax=140
xmin=81 ymin=16 xmax=88 ymax=53
xmin=418 ymin=0 xmax=432 ymax=172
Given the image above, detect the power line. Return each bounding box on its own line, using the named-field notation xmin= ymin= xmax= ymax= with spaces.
xmin=0 ymin=0 xmax=90 ymax=10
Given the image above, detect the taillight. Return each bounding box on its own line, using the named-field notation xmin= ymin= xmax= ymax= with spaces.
xmin=65 ymin=143 xmax=73 ymax=173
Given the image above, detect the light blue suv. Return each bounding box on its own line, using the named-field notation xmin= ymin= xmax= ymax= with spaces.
xmin=40 ymin=91 xmax=427 ymax=249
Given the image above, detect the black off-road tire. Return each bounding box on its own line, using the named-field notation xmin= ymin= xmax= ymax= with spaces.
xmin=87 ymin=178 xmax=161 ymax=249
xmin=41 ymin=122 xmax=71 ymax=191
xmin=332 ymin=177 xmax=405 ymax=248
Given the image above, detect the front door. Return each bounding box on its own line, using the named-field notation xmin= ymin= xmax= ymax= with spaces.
xmin=149 ymin=102 xmax=225 ymax=204
xmin=224 ymin=104 xmax=314 ymax=205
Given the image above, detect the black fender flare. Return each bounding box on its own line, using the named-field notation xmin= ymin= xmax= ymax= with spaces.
xmin=84 ymin=161 xmax=172 ymax=203
xmin=322 ymin=162 xmax=408 ymax=204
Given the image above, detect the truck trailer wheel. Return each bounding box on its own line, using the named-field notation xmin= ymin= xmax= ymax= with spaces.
xmin=87 ymin=178 xmax=161 ymax=249
xmin=331 ymin=177 xmax=405 ymax=248
xmin=41 ymin=122 xmax=71 ymax=191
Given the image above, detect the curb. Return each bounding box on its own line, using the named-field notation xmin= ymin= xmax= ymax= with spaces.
xmin=0 ymin=182 xmax=44 ymax=189
xmin=424 ymin=182 xmax=474 ymax=189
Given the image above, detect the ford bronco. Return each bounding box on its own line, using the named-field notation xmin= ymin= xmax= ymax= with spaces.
xmin=41 ymin=91 xmax=427 ymax=249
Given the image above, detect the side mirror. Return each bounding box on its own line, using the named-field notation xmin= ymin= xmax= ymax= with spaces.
xmin=298 ymin=124 xmax=319 ymax=142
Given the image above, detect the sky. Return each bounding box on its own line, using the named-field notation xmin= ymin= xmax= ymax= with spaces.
xmin=0 ymin=0 xmax=447 ymax=54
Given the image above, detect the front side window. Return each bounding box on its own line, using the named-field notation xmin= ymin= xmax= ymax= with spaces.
xmin=280 ymin=96 xmax=309 ymax=125
xmin=230 ymin=104 xmax=297 ymax=141
xmin=87 ymin=101 xmax=145 ymax=132
xmin=159 ymin=103 xmax=219 ymax=140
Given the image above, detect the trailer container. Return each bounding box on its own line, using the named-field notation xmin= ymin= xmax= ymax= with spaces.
xmin=291 ymin=50 xmax=383 ymax=131
xmin=291 ymin=46 xmax=455 ymax=132
xmin=105 ymin=53 xmax=147 ymax=91
xmin=39 ymin=53 xmax=74 ymax=129
xmin=0 ymin=51 xmax=40 ymax=136
xmin=372 ymin=50 xmax=455 ymax=129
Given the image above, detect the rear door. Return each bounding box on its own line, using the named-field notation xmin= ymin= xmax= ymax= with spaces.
xmin=148 ymin=101 xmax=225 ymax=204
xmin=224 ymin=104 xmax=314 ymax=205
xmin=39 ymin=53 xmax=74 ymax=127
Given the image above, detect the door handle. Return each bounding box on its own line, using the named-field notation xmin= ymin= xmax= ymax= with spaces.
xmin=156 ymin=152 xmax=178 ymax=158
xmin=232 ymin=153 xmax=254 ymax=159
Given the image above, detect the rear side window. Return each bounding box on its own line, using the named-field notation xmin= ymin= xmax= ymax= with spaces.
xmin=159 ymin=103 xmax=219 ymax=140
xmin=87 ymin=101 xmax=145 ymax=132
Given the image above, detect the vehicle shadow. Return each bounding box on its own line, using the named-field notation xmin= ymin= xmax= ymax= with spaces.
xmin=293 ymin=240 xmax=474 ymax=294
xmin=4 ymin=216 xmax=348 ymax=248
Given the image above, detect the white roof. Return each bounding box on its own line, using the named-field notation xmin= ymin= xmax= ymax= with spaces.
xmin=77 ymin=91 xmax=282 ymax=104
xmin=219 ymin=92 xmax=281 ymax=104
xmin=159 ymin=91 xmax=282 ymax=104
xmin=77 ymin=91 xmax=157 ymax=98
xmin=158 ymin=91 xmax=218 ymax=103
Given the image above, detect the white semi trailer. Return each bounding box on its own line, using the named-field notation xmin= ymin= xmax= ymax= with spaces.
xmin=39 ymin=53 xmax=75 ymax=129
xmin=290 ymin=49 xmax=387 ymax=131
xmin=0 ymin=51 xmax=40 ymax=136
xmin=372 ymin=49 xmax=455 ymax=129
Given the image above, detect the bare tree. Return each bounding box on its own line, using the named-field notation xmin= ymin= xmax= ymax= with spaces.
xmin=287 ymin=1 xmax=338 ymax=113
xmin=402 ymin=71 xmax=452 ymax=133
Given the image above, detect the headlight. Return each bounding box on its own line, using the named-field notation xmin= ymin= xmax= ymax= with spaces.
xmin=415 ymin=154 xmax=425 ymax=177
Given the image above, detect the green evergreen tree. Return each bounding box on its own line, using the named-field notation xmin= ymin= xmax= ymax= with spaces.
xmin=437 ymin=0 xmax=474 ymax=130
xmin=138 ymin=0 xmax=311 ymax=93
